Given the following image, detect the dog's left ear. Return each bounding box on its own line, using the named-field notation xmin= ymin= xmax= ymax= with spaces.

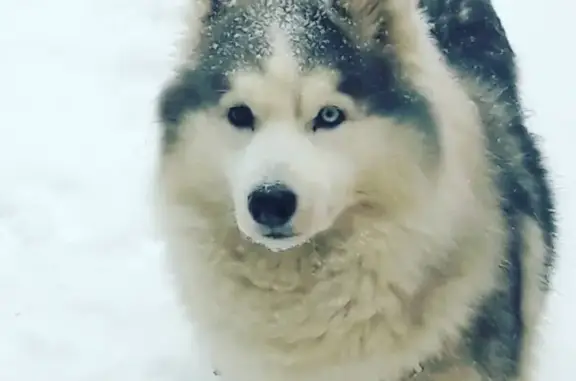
xmin=327 ymin=0 xmax=421 ymax=48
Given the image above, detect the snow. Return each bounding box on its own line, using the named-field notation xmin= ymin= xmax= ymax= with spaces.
xmin=0 ymin=0 xmax=573 ymax=380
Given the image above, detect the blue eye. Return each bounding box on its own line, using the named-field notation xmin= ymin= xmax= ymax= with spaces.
xmin=227 ymin=104 xmax=255 ymax=129
xmin=313 ymin=106 xmax=346 ymax=130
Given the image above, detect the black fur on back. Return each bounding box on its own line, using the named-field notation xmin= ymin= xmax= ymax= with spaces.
xmin=420 ymin=0 xmax=556 ymax=379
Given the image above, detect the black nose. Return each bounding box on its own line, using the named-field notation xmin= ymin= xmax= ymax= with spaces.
xmin=247 ymin=183 xmax=297 ymax=228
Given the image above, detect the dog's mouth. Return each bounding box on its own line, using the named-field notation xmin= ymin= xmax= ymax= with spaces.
xmin=261 ymin=226 xmax=297 ymax=240
xmin=263 ymin=231 xmax=297 ymax=239
xmin=240 ymin=225 xmax=307 ymax=252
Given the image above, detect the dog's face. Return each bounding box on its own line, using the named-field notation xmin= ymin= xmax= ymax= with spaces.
xmin=158 ymin=0 xmax=441 ymax=252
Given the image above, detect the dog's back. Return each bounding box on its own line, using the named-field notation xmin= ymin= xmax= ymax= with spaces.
xmin=422 ymin=1 xmax=556 ymax=379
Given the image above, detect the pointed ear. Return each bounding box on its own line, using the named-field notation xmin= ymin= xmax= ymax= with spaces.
xmin=327 ymin=0 xmax=422 ymax=48
xmin=177 ymin=0 xmax=236 ymax=64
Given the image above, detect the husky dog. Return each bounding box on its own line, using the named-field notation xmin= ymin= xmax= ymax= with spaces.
xmin=155 ymin=0 xmax=557 ymax=380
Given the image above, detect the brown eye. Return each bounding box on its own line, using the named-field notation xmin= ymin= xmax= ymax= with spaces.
xmin=313 ymin=106 xmax=346 ymax=130
xmin=227 ymin=104 xmax=255 ymax=130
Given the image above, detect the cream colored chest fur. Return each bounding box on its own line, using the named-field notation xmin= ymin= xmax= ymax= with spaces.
xmin=165 ymin=215 xmax=504 ymax=381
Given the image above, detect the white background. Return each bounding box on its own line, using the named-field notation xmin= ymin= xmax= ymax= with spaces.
xmin=0 ymin=0 xmax=573 ymax=379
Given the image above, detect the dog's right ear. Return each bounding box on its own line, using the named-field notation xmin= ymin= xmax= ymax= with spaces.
xmin=178 ymin=0 xmax=236 ymax=63
xmin=326 ymin=0 xmax=421 ymax=50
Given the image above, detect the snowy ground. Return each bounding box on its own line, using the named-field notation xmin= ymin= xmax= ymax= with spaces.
xmin=0 ymin=0 xmax=573 ymax=380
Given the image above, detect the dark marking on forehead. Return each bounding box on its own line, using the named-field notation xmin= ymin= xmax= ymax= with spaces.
xmin=278 ymin=1 xmax=438 ymax=142
xmin=199 ymin=8 xmax=271 ymax=74
xmin=159 ymin=0 xmax=439 ymax=149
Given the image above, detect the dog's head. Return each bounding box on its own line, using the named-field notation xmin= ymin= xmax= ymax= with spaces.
xmin=158 ymin=0 xmax=444 ymax=252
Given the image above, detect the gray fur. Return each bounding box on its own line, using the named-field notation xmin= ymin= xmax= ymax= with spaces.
xmin=422 ymin=0 xmax=557 ymax=378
